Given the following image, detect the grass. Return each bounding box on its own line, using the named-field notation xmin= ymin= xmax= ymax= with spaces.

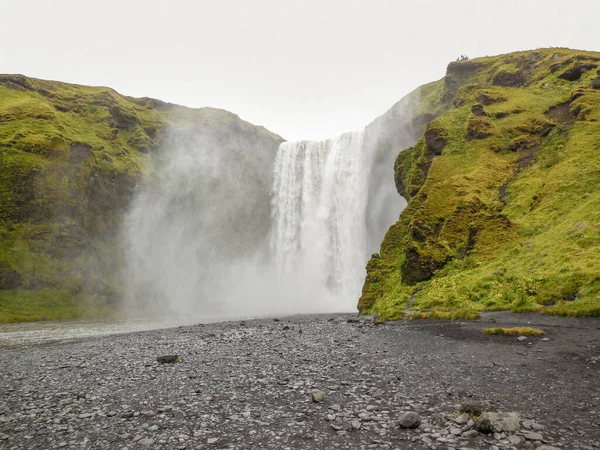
xmin=360 ymin=48 xmax=600 ymax=320
xmin=483 ymin=327 xmax=545 ymax=336
xmin=406 ymin=308 xmax=481 ymax=321
xmin=0 ymin=289 xmax=119 ymax=323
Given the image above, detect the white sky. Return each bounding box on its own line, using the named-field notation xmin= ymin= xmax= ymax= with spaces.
xmin=2 ymin=0 xmax=599 ymax=140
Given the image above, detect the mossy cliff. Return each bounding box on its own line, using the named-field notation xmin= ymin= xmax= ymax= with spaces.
xmin=359 ymin=48 xmax=600 ymax=319
xmin=0 ymin=75 xmax=283 ymax=322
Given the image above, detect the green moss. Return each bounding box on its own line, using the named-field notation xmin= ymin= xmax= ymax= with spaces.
xmin=0 ymin=288 xmax=118 ymax=323
xmin=0 ymin=74 xmax=284 ymax=323
xmin=360 ymin=48 xmax=600 ymax=319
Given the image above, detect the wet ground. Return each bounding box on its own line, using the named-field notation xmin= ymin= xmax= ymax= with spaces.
xmin=0 ymin=312 xmax=598 ymax=449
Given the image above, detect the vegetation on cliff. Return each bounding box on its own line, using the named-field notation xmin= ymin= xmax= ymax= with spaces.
xmin=359 ymin=48 xmax=600 ymax=319
xmin=0 ymin=75 xmax=283 ymax=322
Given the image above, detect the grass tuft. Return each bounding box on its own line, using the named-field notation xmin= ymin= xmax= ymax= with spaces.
xmin=483 ymin=327 xmax=545 ymax=336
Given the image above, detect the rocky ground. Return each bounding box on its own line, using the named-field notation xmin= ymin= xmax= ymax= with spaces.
xmin=0 ymin=312 xmax=598 ymax=450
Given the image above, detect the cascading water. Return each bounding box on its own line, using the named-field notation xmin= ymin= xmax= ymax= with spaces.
xmin=122 ymin=90 xmax=418 ymax=321
xmin=270 ymin=131 xmax=370 ymax=311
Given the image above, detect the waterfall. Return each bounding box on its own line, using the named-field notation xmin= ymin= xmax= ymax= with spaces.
xmin=270 ymin=131 xmax=370 ymax=311
xmin=122 ymin=91 xmax=418 ymax=321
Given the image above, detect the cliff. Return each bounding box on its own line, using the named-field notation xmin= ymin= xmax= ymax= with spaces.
xmin=359 ymin=48 xmax=600 ymax=319
xmin=0 ymin=75 xmax=284 ymax=321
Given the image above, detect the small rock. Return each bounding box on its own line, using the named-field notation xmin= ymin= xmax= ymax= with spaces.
xmin=517 ymin=336 xmax=528 ymax=342
xmin=463 ymin=429 xmax=479 ymax=438
xmin=137 ymin=438 xmax=154 ymax=447
xmin=156 ymin=355 xmax=180 ymax=364
xmin=351 ymin=420 xmax=361 ymax=430
xmin=523 ymin=431 xmax=543 ymax=441
xmin=207 ymin=437 xmax=219 ymax=444
xmin=398 ymin=411 xmax=421 ymax=429
xmin=508 ymin=435 xmax=523 ymax=445
xmin=312 ymin=391 xmax=325 ymax=403
xmin=454 ymin=413 xmax=469 ymax=424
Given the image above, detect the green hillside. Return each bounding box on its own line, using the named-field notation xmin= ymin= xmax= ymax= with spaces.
xmin=0 ymin=75 xmax=283 ymax=322
xmin=359 ymin=48 xmax=600 ymax=319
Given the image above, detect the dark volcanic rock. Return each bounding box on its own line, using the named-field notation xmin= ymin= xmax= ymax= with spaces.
xmin=156 ymin=354 xmax=180 ymax=364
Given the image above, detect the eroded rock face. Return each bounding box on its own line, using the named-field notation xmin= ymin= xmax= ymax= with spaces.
xmin=424 ymin=121 xmax=448 ymax=156
xmin=558 ymin=62 xmax=598 ymax=81
xmin=591 ymin=70 xmax=600 ymax=89
xmin=471 ymin=104 xmax=487 ymax=117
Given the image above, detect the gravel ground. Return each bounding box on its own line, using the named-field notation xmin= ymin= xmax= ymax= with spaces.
xmin=0 ymin=312 xmax=598 ymax=450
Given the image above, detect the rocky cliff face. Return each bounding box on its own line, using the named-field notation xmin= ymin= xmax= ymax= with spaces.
xmin=0 ymin=75 xmax=283 ymax=321
xmin=359 ymin=48 xmax=600 ymax=319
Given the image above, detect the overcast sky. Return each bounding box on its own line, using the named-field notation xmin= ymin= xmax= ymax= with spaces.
xmin=2 ymin=0 xmax=599 ymax=140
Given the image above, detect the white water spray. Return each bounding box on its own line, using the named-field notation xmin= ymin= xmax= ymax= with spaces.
xmin=270 ymin=131 xmax=370 ymax=311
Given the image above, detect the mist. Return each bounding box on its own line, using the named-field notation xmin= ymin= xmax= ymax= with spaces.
xmin=122 ymin=90 xmax=422 ymax=323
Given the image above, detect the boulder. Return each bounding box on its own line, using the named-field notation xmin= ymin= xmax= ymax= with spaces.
xmin=459 ymin=401 xmax=486 ymax=416
xmin=475 ymin=412 xmax=520 ymax=434
xmin=398 ymin=411 xmax=421 ymax=429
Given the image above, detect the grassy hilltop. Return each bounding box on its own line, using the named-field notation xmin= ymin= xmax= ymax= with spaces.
xmin=0 ymin=75 xmax=283 ymax=322
xmin=359 ymin=48 xmax=600 ymax=319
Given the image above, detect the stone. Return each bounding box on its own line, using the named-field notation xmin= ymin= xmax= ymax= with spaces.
xmin=475 ymin=412 xmax=520 ymax=434
xmin=398 ymin=412 xmax=421 ymax=429
xmin=459 ymin=401 xmax=486 ymax=416
xmin=517 ymin=336 xmax=528 ymax=342
xmin=351 ymin=420 xmax=361 ymax=430
xmin=508 ymin=435 xmax=523 ymax=445
xmin=523 ymin=431 xmax=543 ymax=441
xmin=454 ymin=413 xmax=469 ymax=424
xmin=137 ymin=439 xmax=154 ymax=447
xmin=462 ymin=429 xmax=479 ymax=438
xmin=312 ymin=391 xmax=325 ymax=403
xmin=156 ymin=355 xmax=180 ymax=364
xmin=207 ymin=437 xmax=219 ymax=444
